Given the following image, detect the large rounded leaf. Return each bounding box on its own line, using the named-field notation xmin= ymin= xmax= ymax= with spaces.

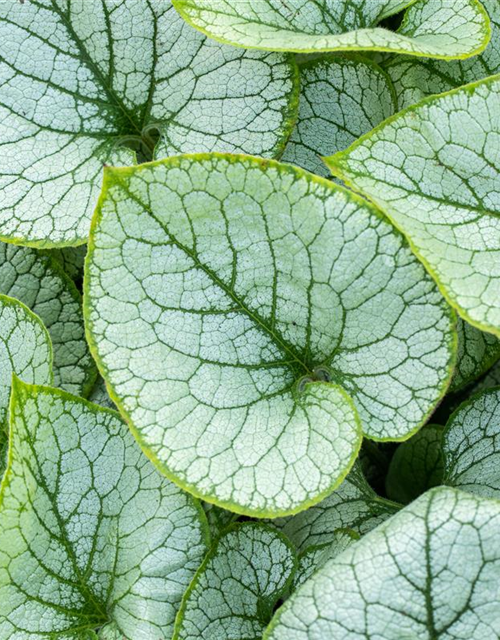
xmin=0 ymin=1 xmax=298 ymax=246
xmin=84 ymin=154 xmax=455 ymax=516
xmin=265 ymin=487 xmax=500 ymax=640
xmin=327 ymin=74 xmax=500 ymax=336
xmin=173 ymin=0 xmax=490 ymax=57
xmin=0 ymin=381 xmax=209 ymax=639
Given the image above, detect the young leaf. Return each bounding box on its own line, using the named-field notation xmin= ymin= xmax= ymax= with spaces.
xmin=265 ymin=487 xmax=500 ymax=640
xmin=442 ymin=387 xmax=500 ymax=498
xmin=0 ymin=294 xmax=52 ymax=475
xmin=452 ymin=317 xmax=500 ymax=392
xmin=281 ymin=55 xmax=396 ymax=178
xmin=290 ymin=529 xmax=358 ymax=592
xmin=385 ymin=424 xmax=444 ymax=503
xmin=271 ymin=462 xmax=400 ymax=551
xmin=84 ymin=154 xmax=455 ymax=515
xmin=0 ymin=2 xmax=298 ymax=246
xmin=327 ymin=74 xmax=500 ymax=336
xmin=173 ymin=0 xmax=490 ymax=57
xmin=173 ymin=523 xmax=297 ymax=640
xmin=385 ymin=0 xmax=500 ymax=108
xmin=0 ymin=242 xmax=96 ymax=396
xmin=0 ymin=381 xmax=209 ymax=639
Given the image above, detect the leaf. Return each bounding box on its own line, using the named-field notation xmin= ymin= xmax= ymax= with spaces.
xmin=0 ymin=2 xmax=298 ymax=247
xmin=88 ymin=375 xmax=116 ymax=411
xmin=52 ymin=245 xmax=88 ymax=282
xmin=290 ymin=529 xmax=358 ymax=592
xmin=442 ymin=387 xmax=500 ymax=498
xmin=281 ymin=55 xmax=396 ymax=178
xmin=0 ymin=294 xmax=52 ymax=476
xmin=385 ymin=0 xmax=500 ymax=109
xmin=452 ymin=317 xmax=500 ymax=392
xmin=327 ymin=74 xmax=500 ymax=336
xmin=271 ymin=462 xmax=400 ymax=552
xmin=173 ymin=523 xmax=297 ymax=640
xmin=84 ymin=154 xmax=455 ymax=515
xmin=0 ymin=380 xmax=209 ymax=639
xmin=0 ymin=242 xmax=96 ymax=396
xmin=385 ymin=424 xmax=444 ymax=503
xmin=172 ymin=0 xmax=490 ymax=57
xmin=202 ymin=502 xmax=238 ymax=538
xmin=470 ymin=359 xmax=500 ymax=395
xmin=264 ymin=487 xmax=500 ymax=640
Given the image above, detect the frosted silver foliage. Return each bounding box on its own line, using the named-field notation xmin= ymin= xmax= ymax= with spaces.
xmin=272 ymin=463 xmax=400 ymax=552
xmin=84 ymin=154 xmax=455 ymax=515
xmin=385 ymin=0 xmax=500 ymax=108
xmin=0 ymin=381 xmax=209 ymax=639
xmin=173 ymin=523 xmax=296 ymax=640
xmin=442 ymin=387 xmax=500 ymax=498
xmin=0 ymin=1 xmax=297 ymax=246
xmin=282 ymin=56 xmax=396 ymax=178
xmin=265 ymin=487 xmax=500 ymax=640
xmin=452 ymin=318 xmax=500 ymax=392
xmin=0 ymin=242 xmax=96 ymax=395
xmin=0 ymin=295 xmax=52 ymax=465
xmin=173 ymin=0 xmax=490 ymax=57
xmin=327 ymin=75 xmax=500 ymax=336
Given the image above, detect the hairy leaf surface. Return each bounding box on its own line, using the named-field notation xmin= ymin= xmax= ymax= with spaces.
xmin=173 ymin=0 xmax=490 ymax=57
xmin=327 ymin=75 xmax=500 ymax=335
xmin=385 ymin=0 xmax=500 ymax=108
xmin=85 ymin=154 xmax=455 ymax=515
xmin=0 ymin=1 xmax=298 ymax=246
xmin=0 ymin=381 xmax=209 ymax=639
xmin=282 ymin=56 xmax=396 ymax=178
xmin=173 ymin=523 xmax=296 ymax=640
xmin=265 ymin=487 xmax=500 ymax=640
xmin=0 ymin=242 xmax=96 ymax=395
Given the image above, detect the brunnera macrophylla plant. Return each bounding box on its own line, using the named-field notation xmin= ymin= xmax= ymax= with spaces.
xmin=0 ymin=1 xmax=500 ymax=639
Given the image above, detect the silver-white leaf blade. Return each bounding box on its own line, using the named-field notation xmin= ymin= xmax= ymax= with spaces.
xmin=327 ymin=74 xmax=500 ymax=336
xmin=0 ymin=381 xmax=209 ymax=639
xmin=0 ymin=242 xmax=96 ymax=395
xmin=265 ymin=487 xmax=500 ymax=640
xmin=173 ymin=0 xmax=491 ymax=57
xmin=0 ymin=1 xmax=298 ymax=246
xmin=84 ymin=154 xmax=455 ymax=515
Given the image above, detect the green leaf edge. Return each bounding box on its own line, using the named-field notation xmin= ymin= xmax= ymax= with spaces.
xmin=172 ymin=0 xmax=491 ymax=59
xmin=0 ymin=376 xmax=212 ymax=567
xmin=171 ymin=521 xmax=299 ymax=640
xmin=325 ymin=72 xmax=500 ymax=339
xmin=83 ymin=152 xmax=457 ymax=516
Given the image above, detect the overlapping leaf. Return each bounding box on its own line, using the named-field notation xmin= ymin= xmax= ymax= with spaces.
xmin=385 ymin=0 xmax=500 ymax=108
xmin=282 ymin=55 xmax=396 ymax=178
xmin=327 ymin=74 xmax=500 ymax=336
xmin=0 ymin=381 xmax=209 ymax=639
xmin=173 ymin=0 xmax=490 ymax=57
xmin=84 ymin=154 xmax=455 ymax=515
xmin=0 ymin=242 xmax=96 ymax=395
xmin=173 ymin=523 xmax=296 ymax=640
xmin=452 ymin=318 xmax=500 ymax=392
xmin=265 ymin=487 xmax=500 ymax=640
xmin=0 ymin=1 xmax=298 ymax=246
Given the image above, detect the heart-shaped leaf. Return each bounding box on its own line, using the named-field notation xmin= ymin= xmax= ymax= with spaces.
xmin=265 ymin=487 xmax=500 ymax=640
xmin=327 ymin=74 xmax=500 ymax=336
xmin=442 ymin=387 xmax=500 ymax=498
xmin=0 ymin=242 xmax=96 ymax=395
xmin=385 ymin=0 xmax=500 ymax=109
xmin=173 ymin=523 xmax=296 ymax=640
xmin=281 ymin=55 xmax=396 ymax=178
xmin=0 ymin=380 xmax=209 ymax=639
xmin=0 ymin=1 xmax=298 ymax=246
xmin=271 ymin=462 xmax=400 ymax=551
xmin=173 ymin=0 xmax=490 ymax=57
xmin=84 ymin=154 xmax=455 ymax=516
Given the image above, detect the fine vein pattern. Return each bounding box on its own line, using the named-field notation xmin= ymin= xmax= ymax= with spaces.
xmin=0 ymin=1 xmax=298 ymax=245
xmin=0 ymin=381 xmax=209 ymax=639
xmin=84 ymin=154 xmax=455 ymax=515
